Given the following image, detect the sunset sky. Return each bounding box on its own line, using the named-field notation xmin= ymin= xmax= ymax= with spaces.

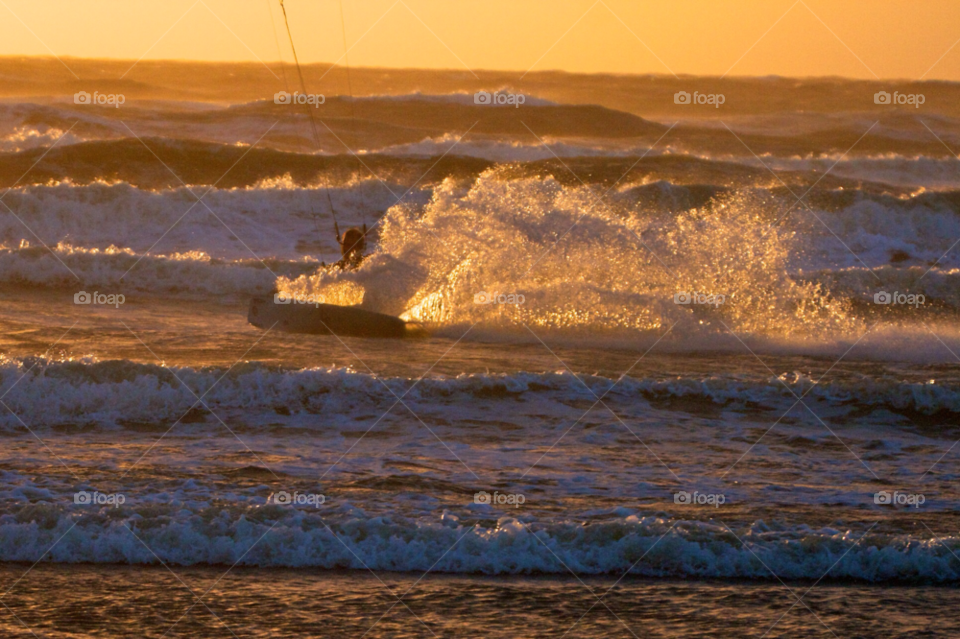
xmin=1 ymin=0 xmax=959 ymax=80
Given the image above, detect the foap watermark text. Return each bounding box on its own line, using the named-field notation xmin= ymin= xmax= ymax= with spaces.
xmin=874 ymin=291 xmax=924 ymax=307
xmin=269 ymin=490 xmax=325 ymax=507
xmin=874 ymin=91 xmax=924 ymax=108
xmin=275 ymin=91 xmax=325 ymax=107
xmin=75 ymin=291 xmax=125 ymax=308
xmin=674 ymin=91 xmax=725 ymax=108
xmin=74 ymin=491 xmax=126 ymax=508
xmin=674 ymin=490 xmax=725 ymax=507
xmin=474 ymin=490 xmax=526 ymax=508
xmin=674 ymin=291 xmax=725 ymax=306
xmin=274 ymin=291 xmax=326 ymax=307
xmin=474 ymin=91 xmax=525 ymax=107
xmin=74 ymin=91 xmax=125 ymax=108
xmin=474 ymin=291 xmax=525 ymax=305
xmin=875 ymin=491 xmax=924 ymax=508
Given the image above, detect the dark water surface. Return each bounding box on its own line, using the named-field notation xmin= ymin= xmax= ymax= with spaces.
xmin=1 ymin=564 xmax=957 ymax=638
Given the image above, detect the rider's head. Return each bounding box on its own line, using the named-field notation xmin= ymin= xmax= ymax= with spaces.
xmin=339 ymin=224 xmax=367 ymax=265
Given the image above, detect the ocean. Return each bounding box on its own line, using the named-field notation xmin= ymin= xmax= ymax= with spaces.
xmin=0 ymin=58 xmax=959 ymax=636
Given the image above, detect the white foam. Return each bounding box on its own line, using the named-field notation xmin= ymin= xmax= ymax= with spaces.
xmin=373 ymin=133 xmax=643 ymax=162
xmin=0 ymin=180 xmax=416 ymax=262
xmin=0 ymin=509 xmax=955 ymax=581
xmin=0 ymin=359 xmax=956 ymax=430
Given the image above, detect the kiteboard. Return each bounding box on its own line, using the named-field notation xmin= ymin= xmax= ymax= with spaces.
xmin=248 ymin=296 xmax=425 ymax=338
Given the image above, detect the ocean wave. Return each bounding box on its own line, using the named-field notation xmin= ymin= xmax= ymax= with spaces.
xmin=0 ymin=358 xmax=955 ymax=430
xmin=0 ymin=124 xmax=87 ymax=153
xmin=342 ymin=90 xmax=560 ymax=107
xmin=763 ymin=154 xmax=960 ymax=190
xmin=372 ymin=133 xmax=648 ymax=162
xmin=7 ymin=122 xmax=960 ymax=197
xmin=0 ymin=242 xmax=291 ymax=295
xmin=0 ymin=135 xmax=497 ymax=189
xmin=808 ymin=266 xmax=960 ymax=306
xmin=0 ymin=507 xmax=956 ymax=582
xmin=0 ymin=179 xmax=422 ymax=261
xmin=0 ymin=97 xmax=666 ymax=162
xmin=785 ymin=197 xmax=960 ymax=271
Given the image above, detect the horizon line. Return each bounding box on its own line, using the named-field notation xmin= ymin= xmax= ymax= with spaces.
xmin=2 ymin=54 xmax=958 ymax=85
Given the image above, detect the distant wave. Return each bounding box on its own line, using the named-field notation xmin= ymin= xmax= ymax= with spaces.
xmin=341 ymin=90 xmax=560 ymax=107
xmin=0 ymin=97 xmax=665 ymax=158
xmin=3 ymin=97 xmax=959 ymax=170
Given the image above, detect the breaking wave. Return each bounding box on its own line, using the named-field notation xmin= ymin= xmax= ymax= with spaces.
xmin=0 ymin=357 xmax=956 ymax=430
xmin=0 ymin=506 xmax=956 ymax=582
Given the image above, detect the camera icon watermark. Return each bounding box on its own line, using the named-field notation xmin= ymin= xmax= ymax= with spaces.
xmin=674 ymin=291 xmax=725 ymax=306
xmin=474 ymin=91 xmax=525 ymax=108
xmin=474 ymin=291 xmax=525 ymax=305
xmin=274 ymin=291 xmax=325 ymax=307
xmin=873 ymin=291 xmax=924 ymax=307
xmin=874 ymin=491 xmax=924 ymax=508
xmin=274 ymin=91 xmax=325 ymax=107
xmin=474 ymin=490 xmax=526 ymax=508
xmin=674 ymin=91 xmax=724 ymax=108
xmin=74 ymin=91 xmax=125 ymax=108
xmin=269 ymin=490 xmax=325 ymax=507
xmin=874 ymin=91 xmax=924 ymax=108
xmin=74 ymin=291 xmax=125 ymax=308
xmin=74 ymin=491 xmax=126 ymax=508
xmin=674 ymin=490 xmax=725 ymax=507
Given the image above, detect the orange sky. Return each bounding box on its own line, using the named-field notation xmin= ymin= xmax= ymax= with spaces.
xmin=2 ymin=0 xmax=960 ymax=80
